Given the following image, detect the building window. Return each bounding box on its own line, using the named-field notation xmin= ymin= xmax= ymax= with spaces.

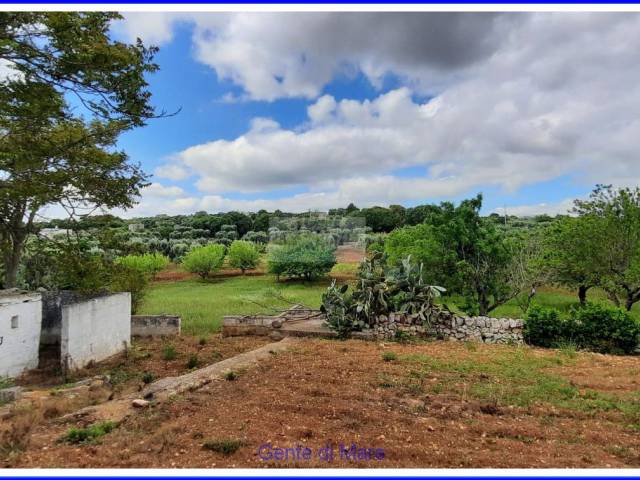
xmin=10 ymin=315 xmax=18 ymax=329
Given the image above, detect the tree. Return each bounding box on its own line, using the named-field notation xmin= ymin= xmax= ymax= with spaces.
xmin=267 ymin=234 xmax=336 ymax=281
xmin=542 ymin=215 xmax=604 ymax=304
xmin=182 ymin=244 xmax=226 ymax=279
xmin=383 ymin=194 xmax=525 ymax=316
xmin=574 ymin=185 xmax=640 ymax=311
xmin=227 ymin=240 xmax=260 ymax=274
xmin=0 ymin=13 xmax=161 ymax=287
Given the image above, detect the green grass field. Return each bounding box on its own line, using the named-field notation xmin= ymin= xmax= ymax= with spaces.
xmin=141 ymin=269 xmax=640 ymax=336
xmin=139 ymin=274 xmax=331 ymax=336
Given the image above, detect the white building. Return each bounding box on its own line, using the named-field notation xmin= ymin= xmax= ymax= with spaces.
xmin=0 ymin=290 xmax=42 ymax=378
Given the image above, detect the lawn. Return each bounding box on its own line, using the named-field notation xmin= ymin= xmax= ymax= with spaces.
xmin=139 ymin=274 xmax=332 ymax=336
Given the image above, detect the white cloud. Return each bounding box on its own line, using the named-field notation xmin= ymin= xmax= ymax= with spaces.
xmin=154 ymin=164 xmax=191 ymax=181
xmin=111 ymin=13 xmax=640 ymax=216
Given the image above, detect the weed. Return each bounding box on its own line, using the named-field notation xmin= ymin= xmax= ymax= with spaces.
xmin=0 ymin=377 xmax=14 ymax=390
xmin=61 ymin=421 xmax=117 ymax=444
xmin=186 ymin=354 xmax=199 ymax=370
xmin=382 ymin=351 xmax=398 ymax=362
xmin=0 ymin=406 xmax=40 ymax=454
xmin=142 ymin=372 xmax=155 ymax=384
xmin=162 ymin=344 xmax=177 ymax=361
xmin=464 ymin=341 xmax=478 ymax=352
xmin=198 ymin=337 xmax=208 ymax=346
xmin=212 ymin=351 xmax=223 ymax=361
xmin=393 ymin=330 xmax=412 ymax=343
xmin=202 ymin=438 xmax=245 ymax=455
xmin=224 ymin=371 xmax=238 ymax=381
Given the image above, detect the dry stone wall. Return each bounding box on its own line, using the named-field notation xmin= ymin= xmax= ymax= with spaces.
xmin=373 ymin=309 xmax=524 ymax=344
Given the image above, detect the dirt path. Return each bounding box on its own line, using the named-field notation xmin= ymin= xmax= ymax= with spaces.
xmin=7 ymin=339 xmax=640 ymax=468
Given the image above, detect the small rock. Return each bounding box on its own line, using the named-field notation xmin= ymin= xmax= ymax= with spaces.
xmin=132 ymin=399 xmax=150 ymax=408
xmin=271 ymin=320 xmax=282 ymax=329
xmin=0 ymin=386 xmax=23 ymax=403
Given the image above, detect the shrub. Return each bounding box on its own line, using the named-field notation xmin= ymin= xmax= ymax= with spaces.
xmin=141 ymin=372 xmax=155 ymax=384
xmin=182 ymin=244 xmax=226 ymax=279
xmin=227 ymin=240 xmax=260 ymax=274
xmin=110 ymin=265 xmax=149 ymax=314
xmin=381 ymin=351 xmax=397 ymax=362
xmin=162 ymin=345 xmax=177 ymax=361
xmin=202 ymin=438 xmax=245 ymax=455
xmin=571 ymin=303 xmax=640 ymax=354
xmin=186 ymin=354 xmax=199 ymax=369
xmin=321 ymin=281 xmax=361 ymax=339
xmin=267 ymin=234 xmax=336 ymax=281
xmin=224 ymin=371 xmax=238 ymax=381
xmin=115 ymin=252 xmax=169 ymax=279
xmin=524 ymin=305 xmax=566 ymax=348
xmin=61 ymin=421 xmax=116 ymax=444
xmin=525 ymin=303 xmax=640 ymax=354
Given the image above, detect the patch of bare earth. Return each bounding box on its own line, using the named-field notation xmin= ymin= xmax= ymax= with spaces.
xmin=5 ymin=339 xmax=640 ymax=468
xmin=336 ymin=244 xmax=365 ymax=264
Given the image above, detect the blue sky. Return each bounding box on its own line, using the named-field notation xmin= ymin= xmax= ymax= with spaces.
xmin=104 ymin=12 xmax=640 ymax=218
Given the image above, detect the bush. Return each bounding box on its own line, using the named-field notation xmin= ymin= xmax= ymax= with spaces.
xmin=115 ymin=252 xmax=169 ymax=279
xmin=381 ymin=351 xmax=397 ymax=362
xmin=110 ymin=265 xmax=149 ymax=314
xmin=182 ymin=244 xmax=226 ymax=279
xmin=524 ymin=305 xmax=566 ymax=348
xmin=267 ymin=235 xmax=336 ymax=281
xmin=571 ymin=303 xmax=640 ymax=354
xmin=525 ymin=303 xmax=640 ymax=354
xmin=186 ymin=354 xmax=199 ymax=369
xmin=227 ymin=240 xmax=260 ymax=274
xmin=62 ymin=421 xmax=116 ymax=444
xmin=162 ymin=344 xmax=177 ymax=361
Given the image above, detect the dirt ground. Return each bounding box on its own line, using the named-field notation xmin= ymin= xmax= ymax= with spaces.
xmin=335 ymin=243 xmax=365 ymax=264
xmin=4 ymin=339 xmax=640 ymax=468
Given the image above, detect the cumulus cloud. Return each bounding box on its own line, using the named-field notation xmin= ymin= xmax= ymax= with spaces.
xmin=113 ymin=13 xmax=640 ymax=215
xmin=154 ymin=164 xmax=191 ymax=181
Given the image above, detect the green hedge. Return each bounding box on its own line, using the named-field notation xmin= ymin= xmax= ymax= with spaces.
xmin=525 ymin=303 xmax=640 ymax=354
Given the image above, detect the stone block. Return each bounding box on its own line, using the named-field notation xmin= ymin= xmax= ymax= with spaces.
xmin=0 ymin=386 xmax=23 ymax=403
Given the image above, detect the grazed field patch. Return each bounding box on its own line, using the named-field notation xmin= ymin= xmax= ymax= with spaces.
xmin=6 ymin=339 xmax=640 ymax=468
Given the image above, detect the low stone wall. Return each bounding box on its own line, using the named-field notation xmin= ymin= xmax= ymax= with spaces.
xmin=373 ymin=310 xmax=524 ymax=344
xmin=131 ymin=315 xmax=181 ymax=337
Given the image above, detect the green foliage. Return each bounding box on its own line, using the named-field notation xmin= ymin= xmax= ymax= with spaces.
xmin=182 ymin=244 xmax=226 ymax=279
xmin=202 ymin=438 xmax=245 ymax=455
xmin=0 ymin=377 xmax=14 ymax=389
xmin=321 ymin=281 xmax=360 ymax=339
xmin=0 ymin=12 xmax=158 ymax=287
xmin=162 ymin=344 xmax=177 ymax=361
xmin=115 ymin=252 xmax=169 ymax=279
xmin=267 ymin=235 xmax=336 ymax=281
xmin=322 ymin=254 xmax=444 ymax=337
xmin=110 ymin=264 xmax=149 ymax=314
xmin=186 ymin=354 xmax=199 ymax=369
xmin=224 ymin=371 xmax=238 ymax=381
xmin=381 ymin=351 xmax=398 ymax=362
xmin=141 ymin=372 xmax=155 ymax=384
xmin=570 ymin=303 xmax=640 ymax=354
xmin=61 ymin=421 xmax=116 ymax=444
xmin=524 ymin=305 xmax=566 ymax=348
xmin=227 ymin=240 xmax=260 ymax=273
xmin=525 ymin=303 xmax=640 ymax=354
xmin=384 ymin=195 xmax=528 ymax=316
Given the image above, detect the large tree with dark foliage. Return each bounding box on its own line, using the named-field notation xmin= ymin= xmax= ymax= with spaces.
xmin=0 ymin=13 xmax=162 ymax=286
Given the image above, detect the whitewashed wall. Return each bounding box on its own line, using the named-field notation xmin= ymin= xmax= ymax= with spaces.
xmin=0 ymin=292 xmax=42 ymax=378
xmin=61 ymin=292 xmax=131 ymax=370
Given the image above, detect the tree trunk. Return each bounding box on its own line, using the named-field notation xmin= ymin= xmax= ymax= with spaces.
xmin=625 ymin=290 xmax=640 ymax=311
xmin=578 ymin=285 xmax=589 ymax=305
xmin=2 ymin=237 xmax=24 ymax=288
xmin=477 ymin=289 xmax=489 ymax=316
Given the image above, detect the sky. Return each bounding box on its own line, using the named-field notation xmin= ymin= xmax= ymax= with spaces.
xmin=95 ymin=12 xmax=640 ymax=218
